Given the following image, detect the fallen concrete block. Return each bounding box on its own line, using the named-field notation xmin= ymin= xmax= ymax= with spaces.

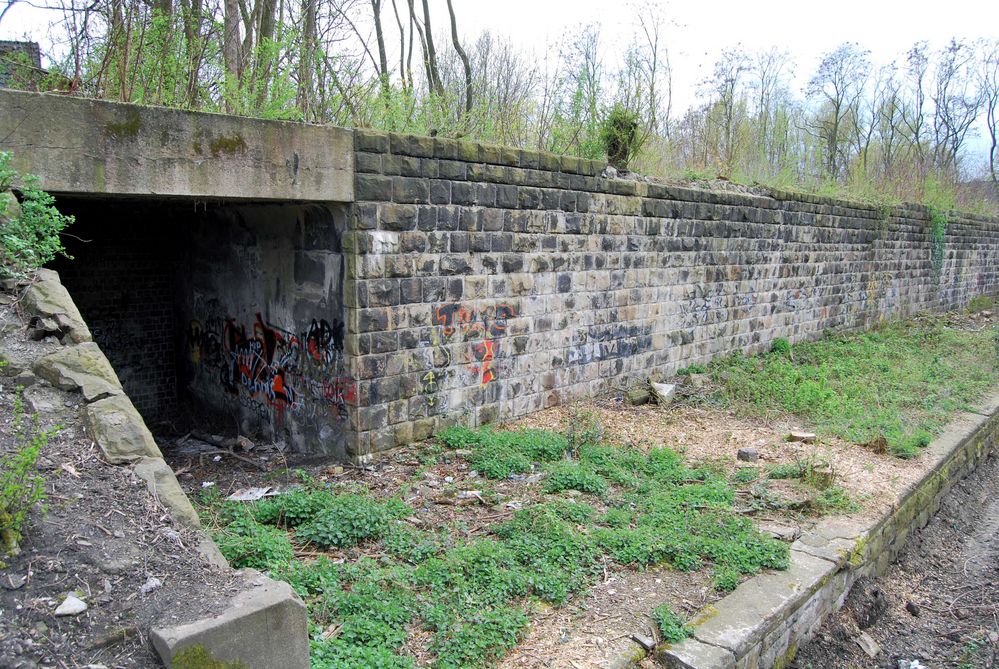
xmin=151 ymin=574 xmax=309 ymax=669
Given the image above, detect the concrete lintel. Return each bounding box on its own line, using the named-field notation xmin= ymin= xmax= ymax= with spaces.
xmin=0 ymin=89 xmax=354 ymax=202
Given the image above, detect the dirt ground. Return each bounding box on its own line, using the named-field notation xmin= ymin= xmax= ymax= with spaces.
xmin=0 ymin=293 xmax=240 ymax=669
xmin=164 ymin=391 xmax=945 ymax=669
xmin=792 ymin=451 xmax=999 ymax=669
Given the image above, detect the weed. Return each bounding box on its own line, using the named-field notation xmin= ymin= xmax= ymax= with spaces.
xmin=469 ymin=441 xmax=531 ymax=479
xmin=731 ymin=467 xmax=760 ymax=483
xmin=707 ymin=318 xmax=998 ymax=457
xmin=810 ymin=486 xmax=859 ymax=514
xmin=968 ymin=295 xmax=995 ymax=313
xmin=214 ymin=513 xmax=294 ymax=569
xmin=253 ymin=487 xmax=333 ymax=527
xmin=543 ymin=461 xmax=609 ymax=496
xmin=1 ymin=389 xmax=53 ymax=559
xmin=295 ymin=495 xmax=409 ymax=549
xmin=711 ymin=564 xmax=741 ymax=591
xmin=651 ymin=604 xmax=692 ymax=643
xmin=770 ymin=338 xmax=792 ymax=355
xmin=600 ymin=104 xmax=643 ymax=171
xmin=677 ymin=364 xmax=708 ymax=375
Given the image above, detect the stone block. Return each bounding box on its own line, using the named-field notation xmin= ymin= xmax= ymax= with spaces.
xmin=657 ymin=638 xmax=735 ymax=669
xmin=151 ymin=573 xmax=309 ymax=669
xmin=33 ymin=342 xmax=123 ymax=402
xmin=356 ymin=174 xmax=393 ymax=201
xmin=132 ymin=457 xmax=201 ymax=528
xmin=85 ymin=394 xmax=163 ymax=464
xmin=21 ymin=269 xmax=92 ymax=343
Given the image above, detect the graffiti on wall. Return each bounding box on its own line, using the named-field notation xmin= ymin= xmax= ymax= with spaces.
xmin=423 ymin=302 xmax=516 ymax=406
xmin=187 ymin=312 xmax=354 ymax=425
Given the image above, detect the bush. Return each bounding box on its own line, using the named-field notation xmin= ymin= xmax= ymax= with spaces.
xmin=599 ymin=104 xmax=642 ymax=171
xmin=0 ymin=152 xmax=74 ymax=278
xmin=1 ymin=390 xmax=52 ymax=560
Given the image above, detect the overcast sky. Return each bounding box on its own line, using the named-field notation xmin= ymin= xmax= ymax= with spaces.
xmin=2 ymin=0 xmax=996 ymax=155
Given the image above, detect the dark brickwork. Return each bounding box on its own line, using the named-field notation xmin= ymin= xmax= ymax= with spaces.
xmin=52 ymin=199 xmax=181 ymax=425
xmin=344 ymin=129 xmax=999 ymax=461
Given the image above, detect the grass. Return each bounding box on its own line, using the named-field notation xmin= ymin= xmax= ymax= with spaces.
xmin=199 ymin=425 xmax=790 ymax=669
xmin=704 ymin=317 xmax=999 ymax=457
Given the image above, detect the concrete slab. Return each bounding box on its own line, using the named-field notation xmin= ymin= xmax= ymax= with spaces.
xmin=0 ymin=89 xmax=354 ymax=202
xmin=151 ymin=573 xmax=309 ymax=669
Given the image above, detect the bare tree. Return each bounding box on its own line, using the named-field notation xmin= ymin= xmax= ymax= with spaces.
xmin=982 ymin=40 xmax=999 ymax=193
xmin=806 ymin=42 xmax=870 ymax=179
xmin=931 ymin=39 xmax=983 ymax=174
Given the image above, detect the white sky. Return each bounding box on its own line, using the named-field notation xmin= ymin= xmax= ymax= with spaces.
xmin=2 ymin=0 xmax=997 ymax=157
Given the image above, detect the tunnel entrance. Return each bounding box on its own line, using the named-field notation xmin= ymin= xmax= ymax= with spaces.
xmin=50 ymin=196 xmax=351 ymax=459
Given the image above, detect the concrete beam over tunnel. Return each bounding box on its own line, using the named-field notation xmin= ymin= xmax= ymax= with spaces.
xmin=0 ymin=89 xmax=354 ymax=202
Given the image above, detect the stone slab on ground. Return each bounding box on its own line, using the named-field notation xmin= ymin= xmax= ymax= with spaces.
xmin=85 ymin=394 xmax=163 ymax=464
xmin=32 ymin=342 xmax=122 ymax=401
xmin=151 ymin=574 xmax=309 ymax=669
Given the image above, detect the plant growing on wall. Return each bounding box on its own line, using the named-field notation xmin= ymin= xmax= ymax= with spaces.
xmin=0 ymin=151 xmax=74 ymax=278
xmin=599 ymin=104 xmax=643 ymax=171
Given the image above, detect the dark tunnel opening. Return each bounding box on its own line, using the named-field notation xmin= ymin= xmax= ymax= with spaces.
xmin=49 ymin=196 xmax=351 ymax=459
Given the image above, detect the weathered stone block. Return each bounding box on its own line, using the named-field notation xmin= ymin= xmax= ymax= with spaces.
xmin=151 ymin=573 xmax=308 ymax=669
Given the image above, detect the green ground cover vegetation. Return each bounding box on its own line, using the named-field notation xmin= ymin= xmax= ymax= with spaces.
xmin=200 ymin=425 xmax=790 ymax=669
xmin=700 ymin=316 xmax=999 ymax=458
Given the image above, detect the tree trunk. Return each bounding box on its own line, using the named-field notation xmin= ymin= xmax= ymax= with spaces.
xmin=223 ymin=0 xmax=241 ymax=109
xmin=297 ymin=0 xmax=316 ymax=119
xmin=419 ymin=0 xmax=443 ymax=95
xmin=445 ymin=0 xmax=471 ymax=114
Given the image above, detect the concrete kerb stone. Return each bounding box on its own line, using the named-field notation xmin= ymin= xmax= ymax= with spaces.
xmin=18 ymin=269 xmax=310 ymax=666
xmin=618 ymin=391 xmax=999 ymax=669
xmin=151 ymin=571 xmax=310 ymax=669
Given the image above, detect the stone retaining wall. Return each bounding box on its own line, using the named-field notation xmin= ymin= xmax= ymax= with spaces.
xmin=344 ymin=129 xmax=999 ymax=460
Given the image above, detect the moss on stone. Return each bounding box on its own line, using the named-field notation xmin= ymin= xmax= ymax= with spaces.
xmin=105 ymin=111 xmax=142 ymax=139
xmin=772 ymin=640 xmax=799 ymax=669
xmin=209 ymin=134 xmax=247 ymax=157
xmin=172 ymin=645 xmax=248 ymax=669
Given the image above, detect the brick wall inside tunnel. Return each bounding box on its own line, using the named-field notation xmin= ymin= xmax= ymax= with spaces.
xmin=52 ymin=198 xmax=181 ymax=424
xmin=51 ymin=199 xmax=352 ymax=458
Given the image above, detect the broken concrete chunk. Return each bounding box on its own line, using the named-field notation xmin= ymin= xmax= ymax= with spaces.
xmin=737 ymin=447 xmax=759 ymax=462
xmin=856 ymin=631 xmax=880 ymax=658
xmin=788 ymin=431 xmax=817 ymax=444
xmin=151 ymin=574 xmax=309 ymax=669
xmin=650 ymin=382 xmax=676 ymax=406
xmin=32 ymin=342 xmax=122 ymax=401
xmin=688 ymin=373 xmax=710 ymax=388
xmin=85 ymin=394 xmax=162 ymax=464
